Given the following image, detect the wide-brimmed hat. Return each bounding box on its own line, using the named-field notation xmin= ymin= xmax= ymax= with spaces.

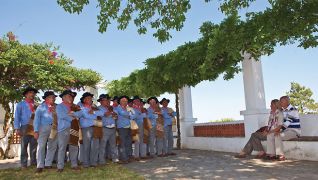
xmin=71 ymin=91 xmax=77 ymax=97
xmin=22 ymin=87 xmax=38 ymax=96
xmin=42 ymin=91 xmax=57 ymax=99
xmin=132 ymin=95 xmax=142 ymax=102
xmin=97 ymin=94 xmax=111 ymax=102
xmin=80 ymin=92 xmax=94 ymax=103
xmin=118 ymin=95 xmax=130 ymax=104
xmin=59 ymin=90 xmax=73 ymax=98
xmin=147 ymin=97 xmax=159 ymax=104
xmin=111 ymin=96 xmax=119 ymax=101
xmin=159 ymin=98 xmax=170 ymax=104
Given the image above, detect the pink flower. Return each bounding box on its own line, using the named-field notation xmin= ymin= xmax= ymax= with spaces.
xmin=52 ymin=51 xmax=57 ymax=58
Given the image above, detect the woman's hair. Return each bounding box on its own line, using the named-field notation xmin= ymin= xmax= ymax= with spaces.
xmin=271 ymin=99 xmax=280 ymax=109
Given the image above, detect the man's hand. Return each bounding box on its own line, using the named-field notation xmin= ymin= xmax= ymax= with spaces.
xmin=105 ymin=111 xmax=112 ymax=116
xmin=15 ymin=129 xmax=21 ymax=136
xmin=34 ymin=132 xmax=39 ymax=140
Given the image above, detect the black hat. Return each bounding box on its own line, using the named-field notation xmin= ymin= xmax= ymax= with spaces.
xmin=118 ymin=95 xmax=129 ymax=104
xmin=80 ymin=92 xmax=94 ymax=103
xmin=111 ymin=96 xmax=119 ymax=101
xmin=59 ymin=90 xmax=73 ymax=98
xmin=159 ymin=98 xmax=170 ymax=104
xmin=42 ymin=91 xmax=57 ymax=99
xmin=97 ymin=94 xmax=111 ymax=102
xmin=147 ymin=97 xmax=159 ymax=104
xmin=71 ymin=91 xmax=77 ymax=97
xmin=128 ymin=98 xmax=133 ymax=104
xmin=22 ymin=87 xmax=38 ymax=96
xmin=132 ymin=95 xmax=142 ymax=102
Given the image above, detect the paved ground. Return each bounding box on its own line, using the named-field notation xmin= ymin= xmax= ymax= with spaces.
xmin=1 ymin=149 xmax=318 ymax=180
xmin=124 ymin=149 xmax=318 ymax=180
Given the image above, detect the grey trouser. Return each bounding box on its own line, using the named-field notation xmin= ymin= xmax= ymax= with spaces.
xmin=57 ymin=128 xmax=70 ymax=169
xmin=82 ymin=126 xmax=98 ymax=167
xmin=134 ymin=124 xmax=146 ymax=158
xmin=69 ymin=144 xmax=78 ymax=168
xmin=163 ymin=125 xmax=174 ymax=154
xmin=37 ymin=125 xmax=58 ymax=168
xmin=148 ymin=127 xmax=156 ymax=156
xmin=266 ymin=133 xmax=284 ymax=156
xmin=156 ymin=134 xmax=164 ymax=155
xmin=20 ymin=125 xmax=37 ymax=167
xmin=242 ymin=132 xmax=266 ymax=155
xmin=99 ymin=127 xmax=117 ymax=164
xmin=118 ymin=128 xmax=132 ymax=161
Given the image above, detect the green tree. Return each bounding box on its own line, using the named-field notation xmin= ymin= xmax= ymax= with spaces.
xmin=0 ymin=32 xmax=102 ymax=159
xmin=57 ymin=0 xmax=318 ymax=46
xmin=286 ymin=82 xmax=318 ymax=114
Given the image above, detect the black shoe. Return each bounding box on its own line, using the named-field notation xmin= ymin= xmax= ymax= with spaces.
xmin=57 ymin=169 xmax=63 ymax=173
xmin=36 ymin=168 xmax=43 ymax=173
xmin=44 ymin=166 xmax=53 ymax=169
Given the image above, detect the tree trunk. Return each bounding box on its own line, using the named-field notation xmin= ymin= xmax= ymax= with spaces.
xmin=175 ymin=92 xmax=181 ymax=149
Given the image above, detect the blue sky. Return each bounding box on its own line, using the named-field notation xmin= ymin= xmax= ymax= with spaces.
xmin=1 ymin=1 xmax=317 ymax=122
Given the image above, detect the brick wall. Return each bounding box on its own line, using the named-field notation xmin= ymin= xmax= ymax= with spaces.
xmin=194 ymin=122 xmax=245 ymax=137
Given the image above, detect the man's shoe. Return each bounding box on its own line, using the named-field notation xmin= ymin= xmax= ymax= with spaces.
xmin=44 ymin=166 xmax=53 ymax=169
xmin=234 ymin=154 xmax=247 ymax=158
xmin=277 ymin=155 xmax=286 ymax=161
xmin=168 ymin=152 xmax=176 ymax=156
xmin=71 ymin=167 xmax=81 ymax=171
xmin=35 ymin=168 xmax=43 ymax=173
xmin=57 ymin=169 xmax=63 ymax=173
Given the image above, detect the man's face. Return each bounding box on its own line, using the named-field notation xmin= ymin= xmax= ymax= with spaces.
xmin=120 ymin=98 xmax=128 ymax=106
xmin=149 ymin=99 xmax=157 ymax=107
xmin=100 ymin=99 xmax=110 ymax=106
xmin=63 ymin=94 xmax=73 ymax=104
xmin=133 ymin=99 xmax=141 ymax=106
xmin=84 ymin=96 xmax=93 ymax=105
xmin=46 ymin=95 xmax=56 ymax=105
xmin=25 ymin=91 xmax=36 ymax=100
xmin=280 ymin=98 xmax=288 ymax=108
xmin=162 ymin=101 xmax=168 ymax=107
xmin=112 ymin=100 xmax=118 ymax=106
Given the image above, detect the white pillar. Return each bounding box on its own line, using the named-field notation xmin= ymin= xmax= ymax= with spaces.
xmin=240 ymin=52 xmax=269 ymax=139
xmin=0 ymin=104 xmax=5 ymax=137
xmin=178 ymin=86 xmax=197 ymax=148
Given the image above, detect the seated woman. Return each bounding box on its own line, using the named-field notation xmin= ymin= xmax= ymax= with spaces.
xmin=265 ymin=99 xmax=285 ymax=161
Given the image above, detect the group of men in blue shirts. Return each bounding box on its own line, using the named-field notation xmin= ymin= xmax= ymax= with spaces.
xmin=14 ymin=87 xmax=177 ymax=173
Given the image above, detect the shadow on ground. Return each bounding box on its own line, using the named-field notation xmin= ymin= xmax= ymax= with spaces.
xmin=124 ymin=149 xmax=318 ymax=180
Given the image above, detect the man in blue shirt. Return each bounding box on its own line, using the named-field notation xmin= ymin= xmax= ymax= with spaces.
xmin=14 ymin=87 xmax=38 ymax=169
xmin=33 ymin=91 xmax=57 ymax=173
xmin=56 ymin=90 xmax=82 ymax=172
xmin=132 ymin=96 xmax=147 ymax=160
xmin=97 ymin=94 xmax=119 ymax=164
xmin=160 ymin=98 xmax=177 ymax=156
xmin=147 ymin=97 xmax=160 ymax=158
xmin=116 ymin=95 xmax=135 ymax=163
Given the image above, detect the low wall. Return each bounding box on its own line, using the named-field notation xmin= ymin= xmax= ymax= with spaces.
xmin=194 ymin=121 xmax=244 ymax=137
xmin=186 ymin=114 xmax=318 ymax=161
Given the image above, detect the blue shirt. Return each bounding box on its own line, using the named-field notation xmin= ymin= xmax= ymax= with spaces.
xmin=98 ymin=106 xmax=116 ymax=127
xmin=133 ymin=108 xmax=146 ymax=126
xmin=56 ymin=103 xmax=83 ymax=132
xmin=147 ymin=107 xmax=159 ymax=127
xmin=33 ymin=103 xmax=54 ymax=132
xmin=78 ymin=104 xmax=102 ymax=128
xmin=116 ymin=106 xmax=134 ymax=128
xmin=14 ymin=101 xmax=33 ymax=129
xmin=161 ymin=107 xmax=177 ymax=127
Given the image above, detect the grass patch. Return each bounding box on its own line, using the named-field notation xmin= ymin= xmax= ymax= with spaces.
xmin=0 ymin=163 xmax=144 ymax=180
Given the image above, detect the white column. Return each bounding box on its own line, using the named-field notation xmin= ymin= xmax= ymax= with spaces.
xmin=178 ymin=86 xmax=197 ymax=148
xmin=0 ymin=104 xmax=5 ymax=137
xmin=240 ymin=52 xmax=269 ymax=139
